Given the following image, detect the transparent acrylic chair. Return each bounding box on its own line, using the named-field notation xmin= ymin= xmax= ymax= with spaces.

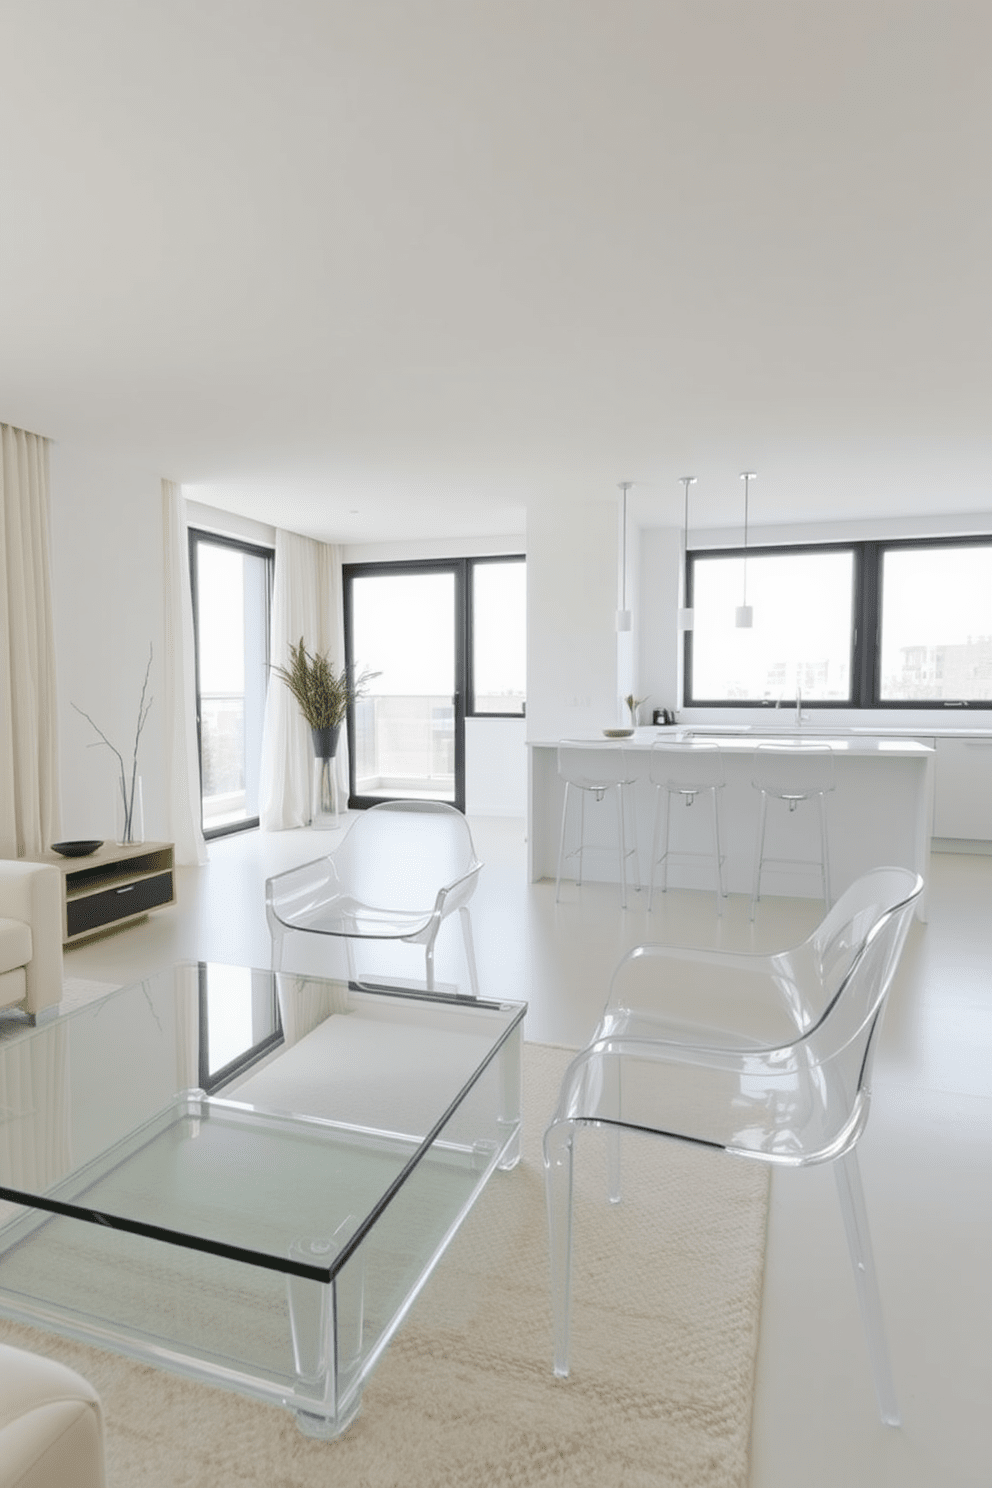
xmin=265 ymin=800 xmax=482 ymax=996
xmin=543 ymin=866 xmax=924 ymax=1424
xmin=647 ymin=741 xmax=726 ymax=913
xmin=751 ymin=742 xmax=836 ymax=921
xmin=555 ymin=740 xmax=640 ymax=909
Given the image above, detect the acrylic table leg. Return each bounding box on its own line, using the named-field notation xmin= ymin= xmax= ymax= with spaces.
xmin=287 ymin=1228 xmax=366 ymax=1439
xmin=496 ymin=1022 xmax=523 ymax=1170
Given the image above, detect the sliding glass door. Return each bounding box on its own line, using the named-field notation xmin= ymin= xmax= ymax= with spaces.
xmin=345 ymin=562 xmax=464 ymax=808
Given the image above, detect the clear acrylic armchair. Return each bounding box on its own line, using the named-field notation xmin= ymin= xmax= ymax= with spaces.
xmin=265 ymin=800 xmax=483 ymax=996
xmin=543 ymin=866 xmax=924 ymax=1423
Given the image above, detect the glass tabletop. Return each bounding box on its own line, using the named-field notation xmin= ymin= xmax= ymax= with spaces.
xmin=0 ymin=963 xmax=524 ymax=1276
xmin=0 ymin=964 xmax=526 ymax=1437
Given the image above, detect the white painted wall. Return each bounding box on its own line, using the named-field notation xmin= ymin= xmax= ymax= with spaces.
xmin=50 ymin=444 xmax=168 ymax=841
xmin=525 ymin=497 xmax=620 ymax=742
xmin=638 ymin=526 xmax=682 ymax=723
xmin=465 ymin=718 xmax=527 ymax=816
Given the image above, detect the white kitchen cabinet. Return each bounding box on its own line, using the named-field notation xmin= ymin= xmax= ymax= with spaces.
xmin=933 ymin=737 xmax=992 ymax=840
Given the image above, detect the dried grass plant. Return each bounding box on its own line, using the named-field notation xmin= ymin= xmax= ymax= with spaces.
xmin=271 ymin=639 xmax=378 ymax=730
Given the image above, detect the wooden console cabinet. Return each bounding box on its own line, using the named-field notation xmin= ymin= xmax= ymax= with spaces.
xmin=30 ymin=841 xmax=176 ymax=945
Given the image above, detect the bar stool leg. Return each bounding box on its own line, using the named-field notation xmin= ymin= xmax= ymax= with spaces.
xmin=710 ymin=786 xmax=725 ymax=915
xmin=819 ymin=791 xmax=832 ymax=907
xmin=576 ymin=790 xmax=586 ymax=887
xmin=555 ymin=780 xmax=571 ymax=903
xmin=648 ymin=785 xmax=665 ymax=912
xmin=750 ymin=790 xmax=769 ymax=922
xmin=614 ymin=783 xmax=628 ymax=909
xmin=622 ymin=782 xmax=641 ymax=892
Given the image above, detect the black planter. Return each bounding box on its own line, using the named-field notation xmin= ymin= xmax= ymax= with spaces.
xmin=311 ymin=724 xmax=341 ymax=761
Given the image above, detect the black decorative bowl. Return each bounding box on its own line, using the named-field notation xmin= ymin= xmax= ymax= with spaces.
xmin=51 ymin=840 xmax=103 ymax=858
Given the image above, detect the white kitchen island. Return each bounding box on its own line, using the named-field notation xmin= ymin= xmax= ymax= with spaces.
xmin=528 ymin=731 xmax=933 ymax=919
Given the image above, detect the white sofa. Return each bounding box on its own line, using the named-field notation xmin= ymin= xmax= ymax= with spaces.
xmin=0 ymin=862 xmax=63 ymax=1024
xmin=0 ymin=1344 xmax=105 ymax=1488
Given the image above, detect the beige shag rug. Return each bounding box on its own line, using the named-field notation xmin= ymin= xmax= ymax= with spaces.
xmin=0 ymin=1043 xmax=769 ymax=1488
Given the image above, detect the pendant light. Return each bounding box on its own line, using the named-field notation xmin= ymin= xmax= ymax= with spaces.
xmin=677 ymin=475 xmax=696 ymax=630
xmin=735 ymin=471 xmax=756 ymax=628
xmin=616 ymin=481 xmax=633 ymax=631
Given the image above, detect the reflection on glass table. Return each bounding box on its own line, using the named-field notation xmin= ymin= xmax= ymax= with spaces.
xmin=544 ymin=867 xmax=923 ymax=1425
xmin=0 ymin=964 xmax=525 ymax=1439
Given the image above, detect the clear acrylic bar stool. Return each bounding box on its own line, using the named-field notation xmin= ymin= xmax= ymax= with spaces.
xmin=647 ymin=741 xmax=726 ymax=914
xmin=555 ymin=740 xmax=639 ymax=910
xmin=751 ymin=742 xmax=835 ymax=921
xmin=543 ymin=867 xmax=924 ymax=1424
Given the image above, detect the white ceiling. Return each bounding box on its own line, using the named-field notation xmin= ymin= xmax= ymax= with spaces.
xmin=2 ymin=2 xmax=990 ymax=541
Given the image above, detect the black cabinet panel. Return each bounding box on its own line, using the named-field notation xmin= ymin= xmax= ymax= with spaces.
xmin=66 ymin=872 xmax=174 ymax=938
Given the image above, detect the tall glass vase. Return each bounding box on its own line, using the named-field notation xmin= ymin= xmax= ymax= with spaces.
xmin=115 ymin=775 xmax=145 ymax=846
xmin=311 ymin=727 xmax=341 ymax=830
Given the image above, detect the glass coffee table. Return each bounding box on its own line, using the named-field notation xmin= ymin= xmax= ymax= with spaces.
xmin=0 ymin=964 xmax=525 ymax=1438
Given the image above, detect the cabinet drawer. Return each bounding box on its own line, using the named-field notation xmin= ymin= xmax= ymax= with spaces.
xmin=66 ymin=871 xmax=174 ymax=938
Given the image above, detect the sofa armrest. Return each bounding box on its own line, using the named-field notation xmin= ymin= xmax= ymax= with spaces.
xmin=0 ymin=862 xmax=64 ymax=1016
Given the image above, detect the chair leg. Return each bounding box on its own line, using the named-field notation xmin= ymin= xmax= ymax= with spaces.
xmin=604 ymin=1053 xmax=623 ymax=1203
xmin=750 ymin=792 xmax=768 ymax=921
xmin=270 ymin=927 xmax=284 ymax=971
xmin=424 ymin=939 xmax=437 ymax=993
xmin=543 ymin=1119 xmax=577 ymax=1378
xmin=459 ymin=905 xmax=480 ymax=998
xmin=345 ymin=937 xmax=358 ymax=986
xmin=833 ymin=1150 xmax=900 ymax=1426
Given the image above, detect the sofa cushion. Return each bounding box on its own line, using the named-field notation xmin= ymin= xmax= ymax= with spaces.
xmin=0 ymin=1343 xmax=105 ymax=1488
xmin=0 ymin=919 xmax=31 ymax=977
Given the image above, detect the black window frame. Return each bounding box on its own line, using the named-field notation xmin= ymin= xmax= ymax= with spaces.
xmin=684 ymin=533 xmax=992 ymax=710
xmin=188 ymin=527 xmax=274 ymax=839
xmin=466 ymin=554 xmax=527 ymax=719
xmin=343 ymin=553 xmax=526 ymax=811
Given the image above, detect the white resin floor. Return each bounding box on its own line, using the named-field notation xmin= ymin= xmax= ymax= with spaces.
xmin=28 ymin=819 xmax=992 ymax=1486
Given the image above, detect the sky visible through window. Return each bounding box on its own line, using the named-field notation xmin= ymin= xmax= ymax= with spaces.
xmin=691 ymin=550 xmax=854 ymax=701
xmin=881 ymin=547 xmax=992 ymax=700
xmin=197 ymin=544 xmax=245 ymax=693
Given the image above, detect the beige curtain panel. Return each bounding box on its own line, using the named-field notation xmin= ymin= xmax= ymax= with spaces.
xmin=0 ymin=423 xmax=61 ymax=858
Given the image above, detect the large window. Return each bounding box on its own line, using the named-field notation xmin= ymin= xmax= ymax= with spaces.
xmin=468 ymin=556 xmax=526 ymax=716
xmin=685 ymin=536 xmax=992 ymax=709
xmin=344 ymin=555 xmax=526 ymax=808
xmin=689 ymin=547 xmax=855 ymax=704
xmin=879 ymin=543 xmax=992 ymax=703
xmin=189 ymin=530 xmax=273 ymax=836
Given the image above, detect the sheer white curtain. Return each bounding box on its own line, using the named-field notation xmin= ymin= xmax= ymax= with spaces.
xmin=259 ymin=530 xmax=347 ymax=830
xmin=0 ymin=423 xmax=61 ymax=858
xmin=162 ymin=481 xmax=208 ymax=865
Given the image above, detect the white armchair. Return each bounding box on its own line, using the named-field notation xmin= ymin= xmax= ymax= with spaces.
xmin=0 ymin=1344 xmax=105 ymax=1488
xmin=0 ymin=861 xmax=64 ymax=1024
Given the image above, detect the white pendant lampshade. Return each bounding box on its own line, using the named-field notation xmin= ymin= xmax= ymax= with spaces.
xmin=735 ymin=471 xmax=756 ymax=629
